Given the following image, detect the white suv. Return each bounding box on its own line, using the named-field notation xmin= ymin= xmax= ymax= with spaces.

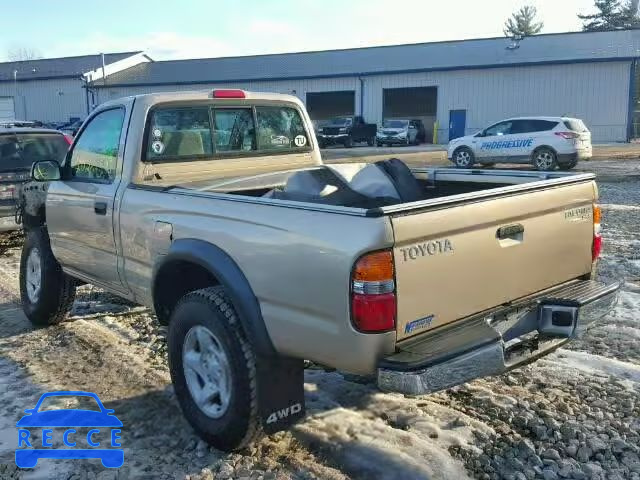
xmin=448 ymin=117 xmax=592 ymax=171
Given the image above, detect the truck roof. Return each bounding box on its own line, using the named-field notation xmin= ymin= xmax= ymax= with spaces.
xmin=98 ymin=89 xmax=305 ymax=110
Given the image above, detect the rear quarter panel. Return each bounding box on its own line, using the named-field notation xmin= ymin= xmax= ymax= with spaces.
xmin=119 ymin=188 xmax=396 ymax=374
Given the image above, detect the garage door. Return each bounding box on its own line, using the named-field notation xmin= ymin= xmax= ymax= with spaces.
xmin=383 ymin=87 xmax=437 ymax=143
xmin=306 ymin=91 xmax=355 ymax=122
xmin=0 ymin=97 xmax=15 ymax=122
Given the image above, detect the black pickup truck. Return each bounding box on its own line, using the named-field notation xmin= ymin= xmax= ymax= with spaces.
xmin=316 ymin=116 xmax=377 ymax=148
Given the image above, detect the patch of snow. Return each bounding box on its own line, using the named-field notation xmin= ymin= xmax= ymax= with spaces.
xmin=550 ymin=349 xmax=640 ymax=384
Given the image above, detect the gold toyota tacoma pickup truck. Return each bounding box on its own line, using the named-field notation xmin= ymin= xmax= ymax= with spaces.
xmin=18 ymin=89 xmax=619 ymax=451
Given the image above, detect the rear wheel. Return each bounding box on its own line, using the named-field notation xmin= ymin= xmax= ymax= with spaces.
xmin=453 ymin=147 xmax=475 ymax=168
xmin=168 ymin=286 xmax=261 ymax=452
xmin=20 ymin=227 xmax=76 ymax=327
xmin=532 ymin=147 xmax=557 ymax=171
xmin=344 ymin=137 xmax=353 ymax=148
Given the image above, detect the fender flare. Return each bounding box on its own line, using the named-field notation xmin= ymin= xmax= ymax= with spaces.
xmin=153 ymin=238 xmax=276 ymax=356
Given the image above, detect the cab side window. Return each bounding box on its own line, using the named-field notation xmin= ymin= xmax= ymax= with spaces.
xmin=69 ymin=109 xmax=124 ymax=182
xmin=484 ymin=121 xmax=513 ymax=136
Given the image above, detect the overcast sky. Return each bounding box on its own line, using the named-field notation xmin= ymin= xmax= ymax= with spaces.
xmin=2 ymin=0 xmax=600 ymax=61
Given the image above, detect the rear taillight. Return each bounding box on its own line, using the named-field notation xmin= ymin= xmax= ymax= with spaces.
xmin=351 ymin=250 xmax=396 ymax=332
xmin=555 ymin=131 xmax=580 ymax=140
xmin=63 ymin=134 xmax=73 ymax=145
xmin=592 ymin=204 xmax=602 ymax=261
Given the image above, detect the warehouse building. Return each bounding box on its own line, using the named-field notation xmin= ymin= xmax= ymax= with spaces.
xmin=5 ymin=30 xmax=640 ymax=143
xmin=0 ymin=51 xmax=150 ymax=123
xmin=88 ymin=29 xmax=640 ymax=143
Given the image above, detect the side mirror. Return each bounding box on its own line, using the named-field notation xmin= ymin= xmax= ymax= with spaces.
xmin=31 ymin=160 xmax=62 ymax=182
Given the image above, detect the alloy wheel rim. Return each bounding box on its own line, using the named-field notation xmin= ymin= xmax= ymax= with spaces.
xmin=183 ymin=325 xmax=232 ymax=419
xmin=536 ymin=151 xmax=554 ymax=169
xmin=456 ymin=151 xmax=471 ymax=166
xmin=25 ymin=248 xmax=42 ymax=304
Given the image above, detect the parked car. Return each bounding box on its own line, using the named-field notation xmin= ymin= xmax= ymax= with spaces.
xmin=316 ymin=115 xmax=376 ymax=148
xmin=448 ymin=116 xmax=592 ymax=171
xmin=376 ymin=119 xmax=424 ymax=146
xmin=19 ymin=89 xmax=618 ymax=452
xmin=0 ymin=126 xmax=71 ymax=231
xmin=58 ymin=119 xmax=84 ymax=137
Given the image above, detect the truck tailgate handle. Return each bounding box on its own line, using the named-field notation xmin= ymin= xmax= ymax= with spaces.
xmin=497 ymin=223 xmax=524 ymax=240
xmin=94 ymin=201 xmax=108 ymax=215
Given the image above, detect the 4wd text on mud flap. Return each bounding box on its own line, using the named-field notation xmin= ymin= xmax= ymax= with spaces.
xmin=266 ymin=403 xmax=302 ymax=425
xmin=399 ymin=239 xmax=454 ymax=262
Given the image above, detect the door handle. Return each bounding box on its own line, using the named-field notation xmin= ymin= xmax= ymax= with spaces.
xmin=94 ymin=202 xmax=107 ymax=215
xmin=497 ymin=224 xmax=524 ymax=240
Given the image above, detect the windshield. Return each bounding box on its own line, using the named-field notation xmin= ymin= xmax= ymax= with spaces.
xmin=383 ymin=120 xmax=409 ymax=128
xmin=327 ymin=117 xmax=352 ymax=126
xmin=0 ymin=133 xmax=68 ymax=172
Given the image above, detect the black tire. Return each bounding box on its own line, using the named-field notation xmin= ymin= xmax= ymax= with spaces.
xmin=344 ymin=137 xmax=353 ymax=148
xmin=20 ymin=227 xmax=76 ymax=327
xmin=452 ymin=147 xmax=475 ymax=168
xmin=405 ymin=136 xmax=410 ymax=147
xmin=558 ymin=159 xmax=578 ymax=170
xmin=532 ymin=147 xmax=558 ymax=171
xmin=367 ymin=137 xmax=375 ymax=147
xmin=168 ymin=286 xmax=261 ymax=452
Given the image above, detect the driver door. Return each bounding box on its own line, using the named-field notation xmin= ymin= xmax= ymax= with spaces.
xmin=476 ymin=120 xmax=514 ymax=160
xmin=46 ymin=106 xmax=128 ymax=291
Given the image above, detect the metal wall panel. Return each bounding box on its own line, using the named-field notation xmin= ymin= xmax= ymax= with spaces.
xmin=0 ymin=78 xmax=87 ymax=122
xmin=96 ymin=61 xmax=630 ymax=143
xmin=95 ymin=76 xmax=362 ymax=116
xmin=364 ymin=61 xmax=631 ymax=142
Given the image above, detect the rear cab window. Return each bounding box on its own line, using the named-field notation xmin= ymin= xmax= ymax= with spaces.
xmin=146 ymin=103 xmax=311 ymax=162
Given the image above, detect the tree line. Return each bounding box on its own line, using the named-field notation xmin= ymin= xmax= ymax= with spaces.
xmin=504 ymin=0 xmax=640 ymax=38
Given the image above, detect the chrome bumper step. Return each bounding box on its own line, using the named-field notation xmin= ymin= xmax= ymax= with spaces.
xmin=378 ymin=280 xmax=621 ymax=396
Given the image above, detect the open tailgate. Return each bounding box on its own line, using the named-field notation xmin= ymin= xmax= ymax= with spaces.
xmin=392 ymin=180 xmax=596 ymax=340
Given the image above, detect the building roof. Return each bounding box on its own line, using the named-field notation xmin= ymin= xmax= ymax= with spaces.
xmin=96 ymin=30 xmax=640 ymax=88
xmin=0 ymin=52 xmax=142 ymax=82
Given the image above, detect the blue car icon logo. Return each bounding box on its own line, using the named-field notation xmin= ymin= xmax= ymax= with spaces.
xmin=16 ymin=391 xmax=123 ymax=468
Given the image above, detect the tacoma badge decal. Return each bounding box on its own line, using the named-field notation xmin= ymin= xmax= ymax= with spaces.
xmin=405 ymin=315 xmax=435 ymax=334
xmin=399 ymin=239 xmax=454 ymax=262
xmin=564 ymin=206 xmax=591 ymax=222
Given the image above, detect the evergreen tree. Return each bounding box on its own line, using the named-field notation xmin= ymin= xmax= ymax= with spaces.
xmin=503 ymin=5 xmax=544 ymax=37
xmin=579 ymin=0 xmax=640 ymax=31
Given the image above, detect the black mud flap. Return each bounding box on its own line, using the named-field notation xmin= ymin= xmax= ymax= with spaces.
xmin=255 ymin=355 xmax=306 ymax=434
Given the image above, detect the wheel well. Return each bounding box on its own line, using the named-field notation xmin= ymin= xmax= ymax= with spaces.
xmin=153 ymin=260 xmax=219 ymax=325
xmin=531 ymin=145 xmax=557 ymax=159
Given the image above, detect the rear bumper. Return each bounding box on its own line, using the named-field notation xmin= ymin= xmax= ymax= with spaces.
xmin=377 ymin=280 xmax=620 ymax=395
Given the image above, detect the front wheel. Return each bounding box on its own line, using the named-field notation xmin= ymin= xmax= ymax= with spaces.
xmin=168 ymin=287 xmax=261 ymax=452
xmin=453 ymin=147 xmax=475 ymax=168
xmin=532 ymin=147 xmax=557 ymax=171
xmin=20 ymin=227 xmax=76 ymax=327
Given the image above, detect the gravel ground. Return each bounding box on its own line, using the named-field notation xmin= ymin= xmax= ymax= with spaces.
xmin=0 ymin=159 xmax=638 ymax=480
